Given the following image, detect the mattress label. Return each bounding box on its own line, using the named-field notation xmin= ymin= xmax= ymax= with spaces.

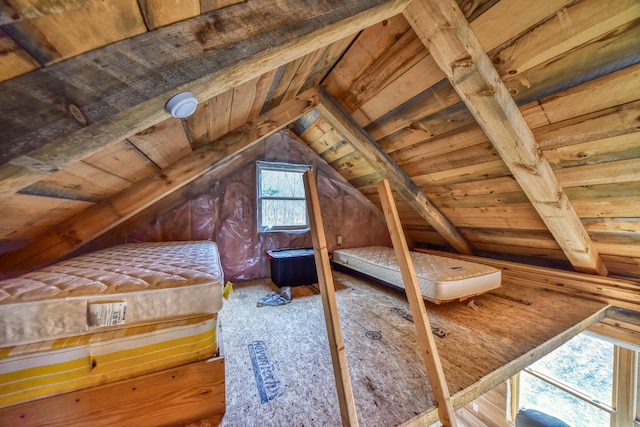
xmin=88 ymin=301 xmax=127 ymax=327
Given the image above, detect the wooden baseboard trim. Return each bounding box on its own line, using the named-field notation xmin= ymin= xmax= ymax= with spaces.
xmin=0 ymin=356 xmax=225 ymax=427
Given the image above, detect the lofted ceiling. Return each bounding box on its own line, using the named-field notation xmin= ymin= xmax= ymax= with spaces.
xmin=0 ymin=0 xmax=639 ymax=280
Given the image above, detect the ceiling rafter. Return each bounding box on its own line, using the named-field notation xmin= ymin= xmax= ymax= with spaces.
xmin=0 ymin=89 xmax=320 ymax=276
xmin=0 ymin=0 xmax=412 ymax=199
xmin=315 ymin=87 xmax=474 ymax=255
xmin=403 ymin=0 xmax=608 ymax=276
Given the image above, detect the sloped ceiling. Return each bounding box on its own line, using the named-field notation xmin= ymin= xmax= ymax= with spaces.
xmin=0 ymin=0 xmax=638 ymax=280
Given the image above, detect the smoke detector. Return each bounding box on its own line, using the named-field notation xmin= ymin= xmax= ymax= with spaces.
xmin=165 ymin=91 xmax=198 ymax=118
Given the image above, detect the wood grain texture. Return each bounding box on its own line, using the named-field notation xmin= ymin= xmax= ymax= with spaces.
xmin=349 ymin=9 xmax=640 ymax=158
xmin=200 ymin=0 xmax=244 ymax=13
xmin=1 ymin=0 xmax=639 ymax=286
xmin=415 ymin=248 xmax=640 ymax=311
xmin=411 ymin=160 xmax=509 ymax=188
xmin=535 ymin=99 xmax=640 ymax=151
xmin=282 ymin=50 xmax=328 ymax=104
xmin=219 ymin=275 xmax=607 ymax=426
xmin=127 ymin=117 xmax=193 ymax=168
xmin=228 ymin=78 xmax=260 ymax=131
xmin=0 ymin=193 xmax=93 ymax=230
xmin=457 ymin=382 xmax=509 ymax=427
xmin=0 ymin=0 xmax=411 ymax=197
xmin=0 ymin=27 xmax=40 ymax=81
xmin=460 ymin=228 xmax=561 ymax=251
xmin=2 ymin=0 xmax=146 ymax=65
xmin=207 ymin=88 xmax=234 ymax=143
xmin=304 ymin=171 xmax=360 ymax=427
xmin=0 ymin=356 xmax=225 ymax=427
xmin=299 ymin=35 xmax=358 ymax=94
xmin=373 ymin=69 xmax=640 ymax=160
xmin=538 ymin=62 xmax=640 ymax=124
xmin=338 ymin=29 xmax=428 ymax=114
xmin=405 ymin=0 xmax=607 ymax=275
xmin=0 ymin=0 xmax=95 ymax=24
xmin=22 ymin=161 xmax=133 ymax=201
xmin=316 ymin=87 xmax=473 ymax=255
xmin=81 ymin=140 xmax=160 ymax=183
xmin=138 ymin=0 xmax=200 ymax=29
xmin=0 ymin=89 xmax=319 ymax=275
xmin=543 ymin=133 xmax=640 ymax=170
xmin=263 ymin=61 xmax=301 ymax=112
xmin=470 ymin=0 xmax=573 ymax=53
xmin=503 ymin=17 xmax=640 ymax=105
xmin=339 ymin=0 xmax=578 ymax=134
xmin=366 ymin=79 xmax=460 ymax=141
xmin=352 ymin=53 xmax=446 ymax=126
xmin=378 ymin=179 xmax=458 ymax=426
xmin=323 ymin=14 xmax=412 ymax=99
xmin=491 ymin=0 xmax=640 ymax=77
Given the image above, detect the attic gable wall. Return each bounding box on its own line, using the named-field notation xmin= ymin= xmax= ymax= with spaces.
xmin=61 ymin=131 xmax=391 ymax=281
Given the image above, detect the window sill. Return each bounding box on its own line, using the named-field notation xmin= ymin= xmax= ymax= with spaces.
xmin=258 ymin=228 xmax=310 ymax=234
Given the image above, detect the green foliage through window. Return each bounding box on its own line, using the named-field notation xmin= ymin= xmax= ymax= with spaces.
xmin=257 ymin=161 xmax=312 ymax=232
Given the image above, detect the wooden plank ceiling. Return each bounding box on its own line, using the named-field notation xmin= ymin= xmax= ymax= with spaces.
xmin=0 ymin=0 xmax=638 ymax=280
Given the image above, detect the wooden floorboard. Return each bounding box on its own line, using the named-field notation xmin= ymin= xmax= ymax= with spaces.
xmin=218 ymin=270 xmax=608 ymax=426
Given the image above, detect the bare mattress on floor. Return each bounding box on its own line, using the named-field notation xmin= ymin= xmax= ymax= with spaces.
xmin=0 ymin=241 xmax=224 ymax=347
xmin=332 ymin=246 xmax=501 ymax=303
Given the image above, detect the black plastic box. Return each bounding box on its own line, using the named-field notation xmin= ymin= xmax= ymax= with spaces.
xmin=266 ymin=248 xmax=318 ymax=287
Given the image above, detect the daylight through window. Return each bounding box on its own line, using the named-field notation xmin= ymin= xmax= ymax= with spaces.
xmin=518 ymin=333 xmax=617 ymax=427
xmin=257 ymin=161 xmax=312 ymax=232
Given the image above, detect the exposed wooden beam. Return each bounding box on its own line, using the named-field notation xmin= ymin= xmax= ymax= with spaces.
xmin=0 ymin=89 xmax=319 ymax=276
xmin=404 ymin=0 xmax=608 ymax=275
xmin=304 ymin=171 xmax=359 ymax=427
xmin=0 ymin=0 xmax=411 ymax=198
xmin=378 ymin=179 xmax=457 ymax=427
xmin=315 ymin=87 xmax=473 ymax=255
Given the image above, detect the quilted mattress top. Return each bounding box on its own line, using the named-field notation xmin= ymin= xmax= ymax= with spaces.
xmin=1 ymin=241 xmax=224 ymax=347
xmin=333 ymin=246 xmax=501 ymax=302
xmin=0 ymin=241 xmax=223 ymax=304
xmin=334 ymin=246 xmax=498 ymax=282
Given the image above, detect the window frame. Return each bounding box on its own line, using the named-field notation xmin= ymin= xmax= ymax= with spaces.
xmin=512 ymin=330 xmax=640 ymax=427
xmin=256 ymin=161 xmax=312 ymax=233
xmin=635 ymin=353 xmax=640 ymax=426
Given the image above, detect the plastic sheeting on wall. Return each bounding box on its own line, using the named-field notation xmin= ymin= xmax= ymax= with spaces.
xmin=71 ymin=130 xmax=391 ymax=282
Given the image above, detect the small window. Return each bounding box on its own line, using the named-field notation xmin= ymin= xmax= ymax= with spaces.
xmin=256 ymin=161 xmax=312 ymax=232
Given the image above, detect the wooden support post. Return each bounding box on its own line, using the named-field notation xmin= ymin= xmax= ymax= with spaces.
xmin=377 ymin=178 xmax=457 ymax=427
xmin=613 ymin=345 xmax=636 ymax=427
xmin=303 ymin=170 xmax=359 ymax=427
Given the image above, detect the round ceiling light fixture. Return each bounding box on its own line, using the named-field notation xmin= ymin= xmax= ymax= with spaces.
xmin=165 ymin=91 xmax=198 ymax=118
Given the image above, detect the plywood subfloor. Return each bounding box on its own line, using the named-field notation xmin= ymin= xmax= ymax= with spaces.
xmin=218 ymin=271 xmax=607 ymax=426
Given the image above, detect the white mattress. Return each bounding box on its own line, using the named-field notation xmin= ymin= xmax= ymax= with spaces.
xmin=333 ymin=246 xmax=501 ymax=303
xmin=0 ymin=241 xmax=224 ymax=347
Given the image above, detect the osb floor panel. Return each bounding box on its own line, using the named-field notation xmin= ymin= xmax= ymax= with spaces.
xmin=218 ymin=271 xmax=608 ymax=427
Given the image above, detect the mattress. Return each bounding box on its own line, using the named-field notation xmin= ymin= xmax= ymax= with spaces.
xmin=0 ymin=241 xmax=224 ymax=347
xmin=0 ymin=314 xmax=218 ymax=408
xmin=333 ymin=246 xmax=501 ymax=303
